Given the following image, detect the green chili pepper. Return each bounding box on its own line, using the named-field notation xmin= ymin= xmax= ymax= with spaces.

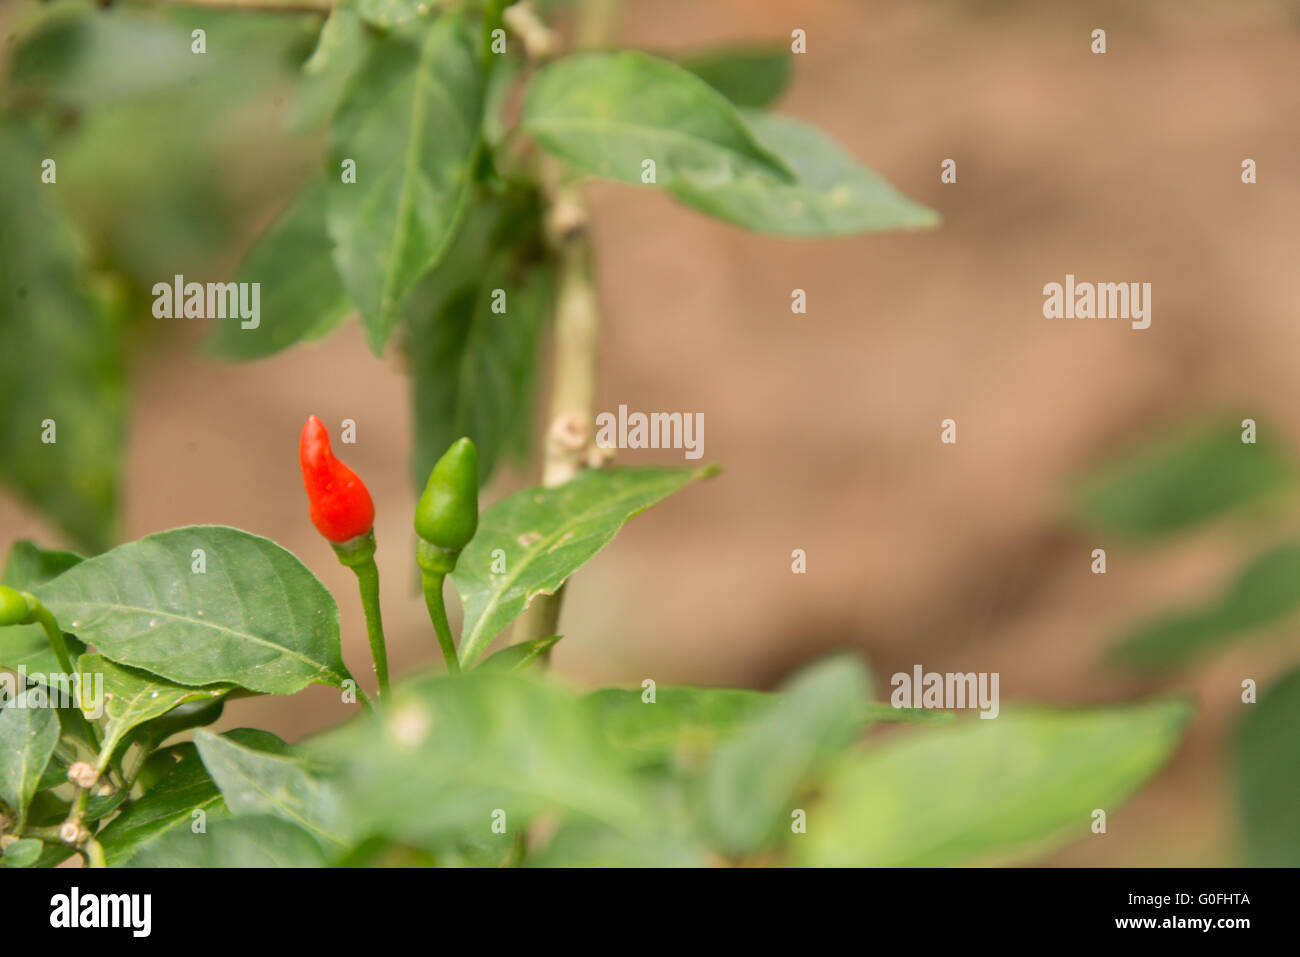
xmin=415 ymin=437 xmax=479 ymax=554
xmin=0 ymin=585 xmax=31 ymax=626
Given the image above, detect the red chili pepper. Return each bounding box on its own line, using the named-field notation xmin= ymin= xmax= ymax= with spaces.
xmin=299 ymin=415 xmax=374 ymax=544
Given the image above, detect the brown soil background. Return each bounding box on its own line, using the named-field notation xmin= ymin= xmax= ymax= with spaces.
xmin=5 ymin=0 xmax=1300 ymax=865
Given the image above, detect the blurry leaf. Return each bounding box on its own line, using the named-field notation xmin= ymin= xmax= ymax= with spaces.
xmin=671 ymin=109 xmax=939 ymax=235
xmin=98 ymin=746 xmax=227 ymax=867
xmin=1110 ymin=542 xmax=1300 ymax=670
xmin=77 ymin=654 xmax=227 ymax=764
xmin=585 ymin=684 xmax=949 ymax=766
xmin=337 ymin=671 xmax=645 ymax=850
xmin=481 ymin=52 xmax=521 ymax=147
xmin=701 ymin=656 xmax=872 ymax=857
xmin=0 ymin=689 xmax=61 ymax=829
xmin=796 ymin=699 xmax=1191 ymax=866
xmin=204 ymin=178 xmax=351 ymax=360
xmin=356 ymin=0 xmax=430 ymax=29
xmin=194 ymin=730 xmax=352 ymax=848
xmin=409 ymin=255 xmax=552 ymax=489
xmin=452 ymin=467 xmax=717 ymax=666
xmin=42 ymin=9 xmax=320 ymax=285
xmin=328 ymin=14 xmax=487 ymax=354
xmin=402 ymin=184 xmax=548 ymax=488
xmin=292 ymin=0 xmax=368 ymax=132
xmin=0 ymin=541 xmax=85 ymax=675
xmin=477 ymin=635 xmax=561 ymax=671
xmin=522 ymin=51 xmax=795 ymax=187
xmin=0 ymin=838 xmax=43 ymax=868
xmin=1 ymin=540 xmax=85 ymax=586
xmin=531 ymin=814 xmax=705 ymax=867
xmin=0 ymin=124 xmax=125 ymax=552
xmin=127 ymin=813 xmax=328 ymax=867
xmin=36 ymin=526 xmax=352 ymax=694
xmin=677 ymin=46 xmax=791 ymax=108
xmin=1071 ymin=422 xmax=1292 ymax=542
xmin=8 ymin=7 xmax=207 ymax=108
xmin=1237 ymin=665 xmax=1300 ymax=866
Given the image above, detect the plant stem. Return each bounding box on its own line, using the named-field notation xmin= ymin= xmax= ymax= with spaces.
xmin=332 ymin=532 xmax=390 ymax=702
xmin=508 ymin=0 xmax=613 ymax=652
xmin=28 ymin=602 xmax=73 ymax=674
xmin=24 ymin=598 xmax=103 ymax=753
xmin=350 ymin=559 xmax=390 ymax=700
xmin=421 ymin=573 xmax=461 ymax=673
xmin=83 ymin=838 xmax=107 ymax=869
xmin=510 ymin=178 xmax=600 ymax=650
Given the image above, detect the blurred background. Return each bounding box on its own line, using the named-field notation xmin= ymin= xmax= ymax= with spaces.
xmin=3 ymin=0 xmax=1300 ymax=865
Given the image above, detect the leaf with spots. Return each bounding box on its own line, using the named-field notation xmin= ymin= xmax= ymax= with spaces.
xmin=451 ymin=467 xmax=716 ymax=666
xmin=0 ymin=689 xmax=60 ymax=829
xmin=77 ymin=654 xmax=228 ymax=769
xmin=34 ymin=526 xmax=352 ymax=694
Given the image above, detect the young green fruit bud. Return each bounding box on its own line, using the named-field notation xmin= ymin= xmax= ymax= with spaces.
xmin=0 ymin=586 xmax=31 ymax=626
xmin=415 ymin=437 xmax=479 ymax=551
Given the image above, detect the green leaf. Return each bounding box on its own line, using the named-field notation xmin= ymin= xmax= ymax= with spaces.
xmin=0 ymin=838 xmax=43 ymax=868
xmin=401 ymin=184 xmax=548 ymax=488
xmin=796 ymin=699 xmax=1191 ymax=866
xmin=194 ymin=730 xmax=352 ymax=848
xmin=1110 ymin=542 xmax=1300 ymax=670
xmin=127 ymin=813 xmax=328 ymax=868
xmin=522 ymin=51 xmax=795 ymax=188
xmin=336 ymin=671 xmax=645 ymax=850
xmin=701 ymin=656 xmax=871 ymax=856
xmin=0 ymin=541 xmax=85 ymax=675
xmin=0 ymin=689 xmax=61 ymax=829
xmin=356 ymin=0 xmax=429 ymax=29
xmin=328 ymin=14 xmax=487 ymax=354
xmin=1237 ymin=666 xmax=1300 ymax=866
xmin=1071 ymin=422 xmax=1292 ymax=543
xmin=35 ymin=526 xmax=351 ymax=694
xmin=0 ymin=124 xmax=125 ymax=552
xmin=97 ymin=729 xmax=287 ymax=867
xmin=204 ymin=178 xmax=351 ymax=360
xmin=1 ymin=541 xmax=85 ymax=587
xmin=77 ymin=654 xmax=227 ymax=764
xmin=531 ymin=816 xmax=705 ymax=868
xmin=452 ymin=466 xmax=717 ymax=666
xmin=409 ymin=253 xmax=552 ymax=489
xmin=672 ymin=109 xmax=939 ymax=235
xmin=586 ymin=685 xmax=948 ymax=765
xmin=677 ymin=46 xmax=791 ymax=108
xmin=478 ymin=635 xmax=561 ymax=671
xmin=292 ymin=0 xmax=368 ymax=132
xmin=97 ymin=746 xmax=226 ymax=867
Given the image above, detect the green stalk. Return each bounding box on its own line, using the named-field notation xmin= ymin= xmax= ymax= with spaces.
xmin=351 ymin=559 xmax=390 ymax=699
xmin=332 ymin=532 xmax=391 ymax=702
xmin=421 ymin=572 xmax=461 ymax=674
xmin=25 ymin=600 xmax=73 ymax=674
xmin=22 ymin=595 xmax=102 ymax=753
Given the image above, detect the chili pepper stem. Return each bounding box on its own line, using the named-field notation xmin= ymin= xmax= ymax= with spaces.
xmin=21 ymin=595 xmax=103 ymax=753
xmin=350 ymin=559 xmax=390 ymax=699
xmin=331 ymin=532 xmax=390 ymax=702
xmin=421 ymin=572 xmax=461 ymax=674
xmin=24 ymin=597 xmax=74 ymax=674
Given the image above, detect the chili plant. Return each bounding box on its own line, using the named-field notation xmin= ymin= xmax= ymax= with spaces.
xmin=0 ymin=0 xmax=1192 ymax=868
